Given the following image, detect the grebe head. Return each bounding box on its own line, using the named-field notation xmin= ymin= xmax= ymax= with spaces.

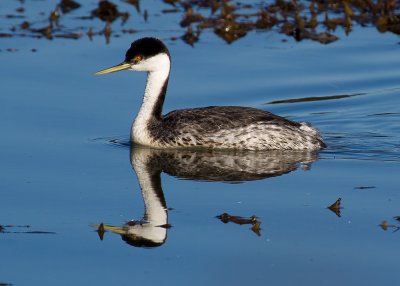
xmin=95 ymin=37 xmax=170 ymax=75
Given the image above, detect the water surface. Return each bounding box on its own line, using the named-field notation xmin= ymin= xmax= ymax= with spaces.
xmin=1 ymin=1 xmax=399 ymax=285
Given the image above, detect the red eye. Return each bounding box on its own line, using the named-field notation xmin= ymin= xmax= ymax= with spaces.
xmin=133 ymin=55 xmax=142 ymax=64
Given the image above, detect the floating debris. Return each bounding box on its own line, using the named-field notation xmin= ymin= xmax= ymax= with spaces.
xmin=379 ymin=220 xmax=399 ymax=232
xmin=0 ymin=224 xmax=55 ymax=234
xmin=327 ymin=197 xmax=342 ymax=217
xmin=266 ymin=93 xmax=364 ymax=105
xmin=60 ymin=0 xmax=82 ymax=14
xmin=379 ymin=216 xmax=400 ymax=232
xmin=255 ymin=9 xmax=277 ymax=29
xmin=308 ymin=31 xmax=338 ymax=44
xmin=20 ymin=21 xmax=30 ymax=30
xmin=217 ymin=213 xmax=257 ymax=225
xmin=162 ymin=8 xmax=180 ymax=14
xmin=181 ymin=26 xmax=200 ymax=46
xmin=16 ymin=7 xmax=25 ymax=13
xmin=91 ymin=0 xmax=129 ymax=23
xmin=216 ymin=212 xmax=261 ymax=236
xmin=97 ymin=223 xmax=105 ymax=240
xmin=92 ymin=0 xmax=118 ymax=22
xmin=250 ymin=221 xmax=261 ymax=236
xmin=5 ymin=14 xmax=25 ymax=19
xmin=123 ymin=0 xmax=141 ymax=13
xmin=354 ymin=186 xmax=377 ymax=190
xmin=214 ymin=19 xmax=250 ymax=44
xmin=379 ymin=220 xmax=390 ymax=231
xmin=180 ymin=7 xmax=205 ymax=27
xmin=103 ymin=21 xmax=112 ymax=44
xmin=24 ymin=231 xmax=57 ymax=234
xmin=6 ymin=48 xmax=18 ymax=52
xmin=87 ymin=27 xmax=95 ymax=40
xmin=32 ymin=25 xmax=53 ymax=39
xmin=54 ymin=33 xmax=81 ymax=39
xmin=122 ymin=28 xmax=137 ymax=34
xmin=49 ymin=5 xmax=61 ymax=27
xmin=0 ymin=33 xmax=13 ymax=38
xmin=163 ymin=0 xmax=180 ymax=7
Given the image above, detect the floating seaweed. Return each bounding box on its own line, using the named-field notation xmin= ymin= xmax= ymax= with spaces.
xmin=123 ymin=0 xmax=141 ymax=13
xmin=181 ymin=25 xmax=200 ymax=46
xmin=103 ymin=21 xmax=112 ymax=44
xmin=31 ymin=25 xmax=53 ymax=39
xmin=91 ymin=0 xmax=127 ymax=23
xmin=180 ymin=6 xmax=205 ymax=27
xmin=1 ymin=1 xmax=400 ymax=45
xmin=60 ymin=0 xmax=81 ymax=14
xmin=49 ymin=6 xmax=61 ymax=27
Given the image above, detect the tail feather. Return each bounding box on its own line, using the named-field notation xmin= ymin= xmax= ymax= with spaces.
xmin=300 ymin=122 xmax=326 ymax=148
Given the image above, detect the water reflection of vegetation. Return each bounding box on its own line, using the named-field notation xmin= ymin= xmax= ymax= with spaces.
xmin=2 ymin=0 xmax=400 ymax=45
xmin=95 ymin=144 xmax=319 ymax=248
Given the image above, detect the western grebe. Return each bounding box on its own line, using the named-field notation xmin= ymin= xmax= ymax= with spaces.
xmin=95 ymin=37 xmax=326 ymax=150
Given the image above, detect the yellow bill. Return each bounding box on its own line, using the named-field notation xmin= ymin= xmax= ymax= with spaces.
xmin=95 ymin=62 xmax=131 ymax=75
xmin=99 ymin=224 xmax=126 ymax=235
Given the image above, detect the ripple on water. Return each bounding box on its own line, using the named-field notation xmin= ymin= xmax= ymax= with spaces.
xmin=322 ymin=131 xmax=400 ymax=162
xmin=91 ymin=136 xmax=131 ymax=148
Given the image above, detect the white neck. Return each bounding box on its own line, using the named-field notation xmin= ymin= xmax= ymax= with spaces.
xmin=131 ymin=54 xmax=170 ymax=145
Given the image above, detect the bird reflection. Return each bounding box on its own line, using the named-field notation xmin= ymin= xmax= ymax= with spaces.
xmin=96 ymin=144 xmax=320 ymax=247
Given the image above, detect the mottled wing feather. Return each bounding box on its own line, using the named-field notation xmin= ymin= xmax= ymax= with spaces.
xmin=146 ymin=106 xmax=324 ymax=150
xmin=162 ymin=106 xmax=300 ymax=133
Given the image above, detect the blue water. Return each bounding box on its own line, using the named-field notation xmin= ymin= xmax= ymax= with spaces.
xmin=1 ymin=1 xmax=400 ymax=285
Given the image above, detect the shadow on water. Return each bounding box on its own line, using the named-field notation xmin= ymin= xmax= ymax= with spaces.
xmin=2 ymin=0 xmax=400 ymax=46
xmin=95 ymin=142 xmax=320 ymax=248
